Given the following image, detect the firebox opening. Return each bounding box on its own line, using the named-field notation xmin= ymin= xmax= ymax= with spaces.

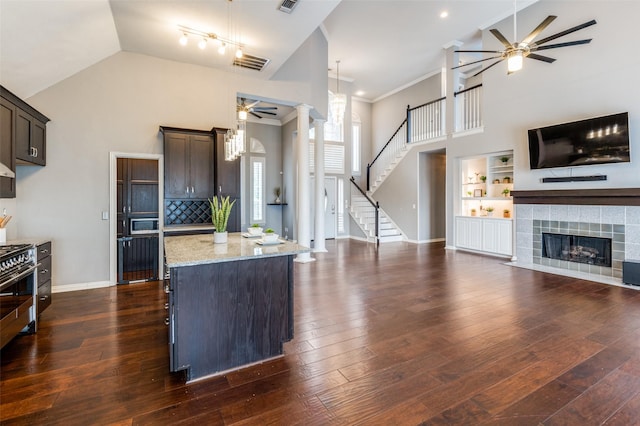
xmin=542 ymin=233 xmax=612 ymax=267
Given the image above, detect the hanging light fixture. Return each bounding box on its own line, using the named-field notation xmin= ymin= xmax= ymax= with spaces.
xmin=177 ymin=25 xmax=243 ymax=57
xmin=330 ymin=60 xmax=347 ymax=123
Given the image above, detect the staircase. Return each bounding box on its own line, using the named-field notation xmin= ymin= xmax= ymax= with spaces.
xmin=349 ymin=193 xmax=404 ymax=243
xmin=369 ymin=145 xmax=409 ymax=193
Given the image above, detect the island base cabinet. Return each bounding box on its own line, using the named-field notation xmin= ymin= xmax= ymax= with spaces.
xmin=168 ymin=255 xmax=293 ymax=381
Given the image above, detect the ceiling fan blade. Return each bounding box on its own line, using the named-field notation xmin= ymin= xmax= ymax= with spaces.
xmin=532 ymin=39 xmax=592 ymax=51
xmin=253 ymin=107 xmax=278 ymax=111
xmin=521 ymin=15 xmax=557 ymax=45
xmin=452 ymin=55 xmax=503 ymax=70
xmin=473 ymin=58 xmax=504 ymax=77
xmin=534 ymin=19 xmax=596 ymax=46
xmin=249 ymin=111 xmax=262 ymax=119
xmin=256 ymin=111 xmax=277 ymax=116
xmin=526 ymin=53 xmax=556 ymax=63
xmin=455 ymin=50 xmax=503 ymax=53
xmin=246 ymin=100 xmax=261 ymax=109
xmin=490 ymin=29 xmax=513 ymax=49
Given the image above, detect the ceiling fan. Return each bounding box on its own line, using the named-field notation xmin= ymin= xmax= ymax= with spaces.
xmin=237 ymin=97 xmax=278 ymax=119
xmin=453 ymin=7 xmax=596 ymax=77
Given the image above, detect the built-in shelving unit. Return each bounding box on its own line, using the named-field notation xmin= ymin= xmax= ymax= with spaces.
xmin=456 ymin=150 xmax=514 ymax=258
xmin=460 ymin=151 xmax=514 ymax=218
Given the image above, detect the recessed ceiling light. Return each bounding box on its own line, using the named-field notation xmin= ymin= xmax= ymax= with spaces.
xmin=440 ymin=10 xmax=449 ymax=19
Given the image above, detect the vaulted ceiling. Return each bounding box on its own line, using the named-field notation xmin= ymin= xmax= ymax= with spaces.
xmin=0 ymin=0 xmax=538 ymax=102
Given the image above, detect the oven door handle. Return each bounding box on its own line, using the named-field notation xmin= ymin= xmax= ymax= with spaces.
xmin=0 ymin=263 xmax=40 ymax=290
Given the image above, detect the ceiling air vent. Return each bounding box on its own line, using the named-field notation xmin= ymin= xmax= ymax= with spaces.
xmin=278 ymin=0 xmax=299 ymax=14
xmin=233 ymin=53 xmax=270 ymax=72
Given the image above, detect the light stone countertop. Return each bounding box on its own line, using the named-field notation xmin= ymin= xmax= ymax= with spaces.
xmin=164 ymin=233 xmax=310 ymax=267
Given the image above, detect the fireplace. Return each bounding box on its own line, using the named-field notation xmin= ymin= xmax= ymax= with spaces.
xmin=542 ymin=233 xmax=612 ymax=267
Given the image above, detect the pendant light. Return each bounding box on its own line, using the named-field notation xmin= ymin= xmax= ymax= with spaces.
xmin=330 ymin=60 xmax=347 ymax=123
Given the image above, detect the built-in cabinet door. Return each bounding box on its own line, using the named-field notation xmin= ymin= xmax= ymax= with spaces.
xmin=164 ymin=133 xmax=190 ymax=199
xmin=189 ymin=134 xmax=215 ymax=199
xmin=15 ymin=109 xmax=46 ymax=166
xmin=0 ymin=97 xmax=16 ymax=198
xmin=483 ymin=219 xmax=513 ymax=256
xmin=455 ymin=216 xmax=483 ymax=251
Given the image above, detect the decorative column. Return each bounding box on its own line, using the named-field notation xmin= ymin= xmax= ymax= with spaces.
xmin=295 ymin=104 xmax=315 ymax=263
xmin=313 ymin=119 xmax=327 ymax=253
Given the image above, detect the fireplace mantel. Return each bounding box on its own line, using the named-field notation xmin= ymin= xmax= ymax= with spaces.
xmin=511 ymin=188 xmax=640 ymax=206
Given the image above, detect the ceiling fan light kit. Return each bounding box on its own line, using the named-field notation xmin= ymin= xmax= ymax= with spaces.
xmin=454 ymin=4 xmax=596 ymax=77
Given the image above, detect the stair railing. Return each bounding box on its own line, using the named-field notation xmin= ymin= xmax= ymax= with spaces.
xmin=454 ymin=84 xmax=483 ymax=132
xmin=366 ymin=96 xmax=446 ymax=191
xmin=367 ymin=119 xmax=407 ymax=191
xmin=407 ymin=97 xmax=446 ymax=142
xmin=350 ymin=177 xmax=379 ymax=247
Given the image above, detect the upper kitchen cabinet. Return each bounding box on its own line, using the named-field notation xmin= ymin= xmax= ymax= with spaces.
xmin=1 ymin=85 xmax=49 ymax=170
xmin=0 ymin=97 xmax=16 ymax=198
xmin=160 ymin=127 xmax=215 ymax=200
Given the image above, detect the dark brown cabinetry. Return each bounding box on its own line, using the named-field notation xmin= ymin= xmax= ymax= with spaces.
xmin=117 ymin=158 xmax=159 ymax=284
xmin=167 ymin=255 xmax=294 ymax=381
xmin=117 ymin=158 xmax=159 ymax=236
xmin=161 ymin=128 xmax=215 ymax=199
xmin=0 ymin=97 xmax=16 ymax=198
xmin=36 ymin=242 xmax=52 ymax=316
xmin=161 ymin=126 xmax=241 ymax=231
xmin=0 ymin=85 xmax=49 ymax=198
xmin=15 ymin=108 xmax=47 ymax=166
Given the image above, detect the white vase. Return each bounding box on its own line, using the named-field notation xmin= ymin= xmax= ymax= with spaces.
xmin=213 ymin=231 xmax=228 ymax=244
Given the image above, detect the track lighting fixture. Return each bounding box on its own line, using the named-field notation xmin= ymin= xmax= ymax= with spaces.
xmin=177 ymin=25 xmax=243 ymax=57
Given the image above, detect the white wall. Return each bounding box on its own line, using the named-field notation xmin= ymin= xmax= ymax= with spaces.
xmin=444 ymin=0 xmax=640 ymax=245
xmin=4 ymin=51 xmax=317 ymax=289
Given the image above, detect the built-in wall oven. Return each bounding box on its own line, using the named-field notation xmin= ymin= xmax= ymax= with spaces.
xmin=0 ymin=243 xmax=37 ymax=349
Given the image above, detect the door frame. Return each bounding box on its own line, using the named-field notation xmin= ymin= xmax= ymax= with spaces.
xmin=109 ymin=152 xmax=164 ymax=285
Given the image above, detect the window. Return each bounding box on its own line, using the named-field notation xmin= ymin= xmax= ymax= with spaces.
xmin=250 ymin=157 xmax=265 ymax=223
xmin=352 ymin=118 xmax=361 ymax=175
xmin=309 ymin=143 xmax=344 ymax=174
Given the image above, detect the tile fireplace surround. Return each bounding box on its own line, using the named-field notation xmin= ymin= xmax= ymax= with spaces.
xmin=511 ymin=189 xmax=640 ymax=287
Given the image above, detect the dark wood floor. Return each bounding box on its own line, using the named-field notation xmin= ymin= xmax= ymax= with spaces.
xmin=2 ymin=239 xmax=640 ymax=425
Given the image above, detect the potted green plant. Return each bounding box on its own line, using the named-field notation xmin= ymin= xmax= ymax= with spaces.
xmin=480 ymin=175 xmax=487 ymax=183
xmin=500 ymin=156 xmax=510 ymax=164
xmin=209 ymin=195 xmax=236 ymax=243
xmin=485 ymin=206 xmax=494 ymax=217
xmin=503 ymin=209 xmax=511 ymax=218
xmin=502 ymin=188 xmax=511 ymax=197
xmin=247 ymin=223 xmax=262 ymax=236
xmin=262 ymin=227 xmax=279 ymax=243
xmin=274 ymin=187 xmax=281 ymax=203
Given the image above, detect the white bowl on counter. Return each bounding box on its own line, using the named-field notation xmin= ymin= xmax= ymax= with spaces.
xmin=262 ymin=232 xmax=279 ymax=243
xmin=247 ymin=227 xmax=263 ymax=236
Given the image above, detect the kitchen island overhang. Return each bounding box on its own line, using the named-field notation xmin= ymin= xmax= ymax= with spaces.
xmin=164 ymin=233 xmax=309 ymax=382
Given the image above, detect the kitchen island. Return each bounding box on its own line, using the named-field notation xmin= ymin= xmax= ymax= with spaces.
xmin=163 ymin=233 xmax=309 ymax=382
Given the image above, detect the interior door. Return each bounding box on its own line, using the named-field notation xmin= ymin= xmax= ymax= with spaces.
xmin=310 ymin=176 xmax=336 ymax=240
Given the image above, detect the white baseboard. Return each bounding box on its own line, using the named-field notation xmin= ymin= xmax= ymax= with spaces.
xmin=406 ymin=237 xmax=445 ymax=244
xmin=53 ymin=280 xmax=113 ymax=293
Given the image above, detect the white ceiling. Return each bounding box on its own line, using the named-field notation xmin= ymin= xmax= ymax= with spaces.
xmin=0 ymin=0 xmax=538 ymax=103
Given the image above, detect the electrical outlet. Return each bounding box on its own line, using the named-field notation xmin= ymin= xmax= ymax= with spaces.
xmin=102 ymin=211 xmax=109 ymax=220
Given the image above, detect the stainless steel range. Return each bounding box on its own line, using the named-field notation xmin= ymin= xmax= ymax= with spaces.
xmin=0 ymin=243 xmax=38 ymax=349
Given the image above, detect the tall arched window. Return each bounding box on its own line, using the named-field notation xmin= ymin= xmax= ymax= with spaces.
xmin=352 ymin=112 xmax=361 ymax=175
xmin=250 ymin=138 xmax=266 ymax=224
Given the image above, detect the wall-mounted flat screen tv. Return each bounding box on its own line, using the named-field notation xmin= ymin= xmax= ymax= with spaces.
xmin=528 ymin=112 xmax=630 ymax=170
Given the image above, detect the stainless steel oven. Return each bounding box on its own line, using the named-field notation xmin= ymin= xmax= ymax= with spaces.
xmin=130 ymin=218 xmax=159 ymax=234
xmin=0 ymin=243 xmax=38 ymax=349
